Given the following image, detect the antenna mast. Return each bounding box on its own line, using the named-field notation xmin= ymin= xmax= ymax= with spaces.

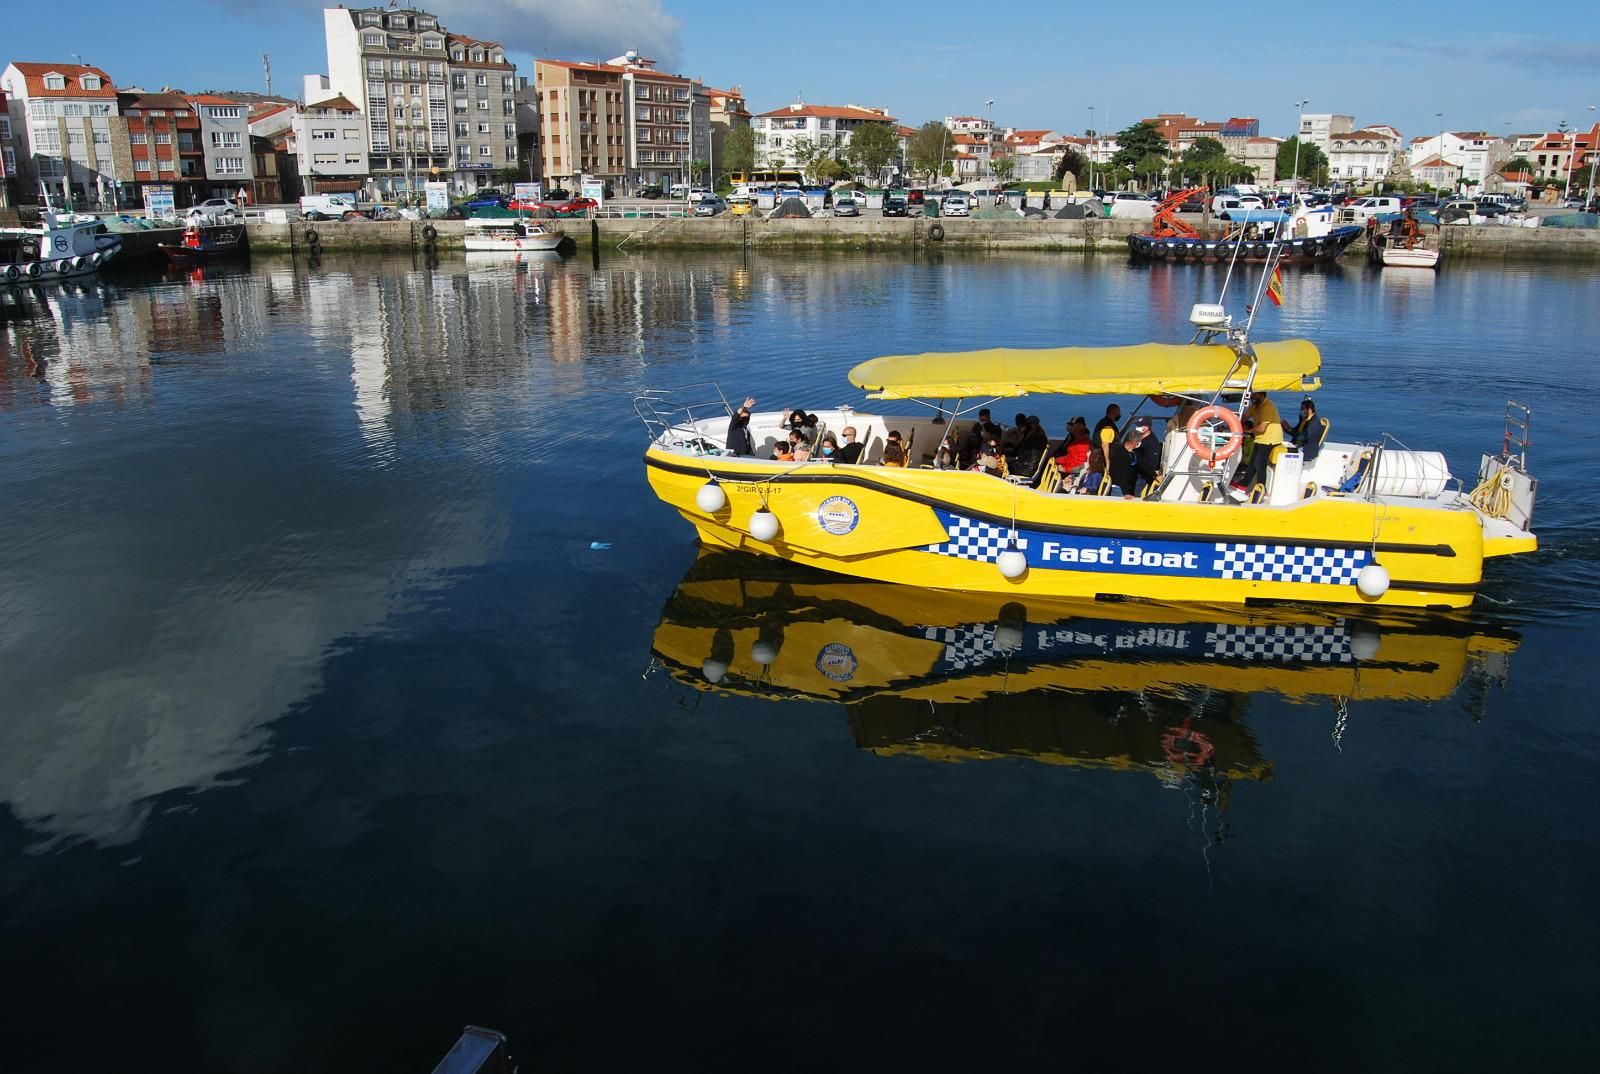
xmin=262 ymin=53 xmax=272 ymax=96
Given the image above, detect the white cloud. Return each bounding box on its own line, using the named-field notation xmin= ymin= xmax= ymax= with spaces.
xmin=424 ymin=0 xmax=681 ymax=67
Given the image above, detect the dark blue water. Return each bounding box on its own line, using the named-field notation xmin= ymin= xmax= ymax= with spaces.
xmin=2 ymin=251 xmax=1597 ymax=1071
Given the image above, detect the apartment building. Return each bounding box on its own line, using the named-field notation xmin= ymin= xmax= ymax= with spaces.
xmin=534 ymin=60 xmax=627 ymax=188
xmin=1328 ymin=128 xmax=1400 ymax=183
xmin=702 ymin=85 xmax=749 ymax=180
xmin=1298 ymin=113 xmax=1354 ymax=154
xmin=1221 ymin=136 xmax=1281 ymax=183
xmin=613 ymin=52 xmax=696 ymax=192
xmin=753 ymin=102 xmax=897 ymax=169
xmin=446 ymin=34 xmax=519 ymax=189
xmin=118 ymin=91 xmax=205 ymax=207
xmin=1 ymin=88 xmax=14 ymax=207
xmin=1406 ymin=131 xmax=1509 ymax=187
xmin=1 ymin=62 xmax=130 ymax=207
xmin=324 ymin=5 xmax=453 ymax=197
xmin=1524 ymin=126 xmax=1598 ymax=185
xmin=298 ymin=76 xmax=370 ymax=194
xmin=186 ymin=94 xmax=256 ymax=200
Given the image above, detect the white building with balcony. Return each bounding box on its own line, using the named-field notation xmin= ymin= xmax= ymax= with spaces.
xmin=753 ymin=101 xmax=896 ymax=172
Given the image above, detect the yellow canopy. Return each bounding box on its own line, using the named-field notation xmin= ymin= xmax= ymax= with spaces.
xmin=847 ymin=340 xmax=1322 ymax=400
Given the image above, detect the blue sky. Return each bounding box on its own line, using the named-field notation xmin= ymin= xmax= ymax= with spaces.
xmin=8 ymin=1 xmax=1598 ymax=139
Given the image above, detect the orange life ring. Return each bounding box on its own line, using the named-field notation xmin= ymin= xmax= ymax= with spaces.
xmin=1186 ymin=405 xmax=1244 ymax=465
xmin=1161 ymin=720 xmax=1215 ymax=766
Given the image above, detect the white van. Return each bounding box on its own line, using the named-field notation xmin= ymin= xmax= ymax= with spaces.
xmin=300 ymin=193 xmax=356 ymax=216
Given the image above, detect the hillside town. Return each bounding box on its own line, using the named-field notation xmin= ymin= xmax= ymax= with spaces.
xmin=2 ymin=3 xmax=1597 ymax=213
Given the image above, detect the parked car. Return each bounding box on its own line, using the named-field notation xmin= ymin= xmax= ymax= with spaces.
xmin=939 ymin=194 xmax=970 ymax=217
xmin=882 ymin=195 xmax=909 ymax=217
xmin=1178 ymin=194 xmax=1206 ymax=213
xmin=1210 ymin=192 xmax=1265 ymax=214
xmin=187 ymin=198 xmax=239 ymax=220
xmin=463 ymin=193 xmax=508 ymax=210
xmin=832 ymin=197 xmax=861 ymax=217
xmin=638 ymin=184 xmax=664 ymax=199
xmin=1438 ymin=200 xmax=1489 ymax=225
xmin=547 ymin=197 xmax=598 ymax=216
xmin=906 ymin=190 xmax=926 ymax=205
xmin=692 ymin=197 xmax=725 ymax=217
xmin=543 ymin=188 xmax=572 ymax=201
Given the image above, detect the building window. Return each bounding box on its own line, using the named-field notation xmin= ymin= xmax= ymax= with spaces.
xmin=456 ymin=145 xmax=470 ymax=161
xmin=504 ymin=123 xmax=516 ymax=140
xmin=475 ymin=74 xmax=487 ymax=87
xmin=216 ymin=156 xmax=245 ymax=174
xmin=135 ymin=158 xmax=150 ymax=171
xmin=154 ymin=133 xmax=172 ymax=145
xmin=502 ymin=100 xmax=514 ymax=116
xmin=364 ymin=33 xmax=382 ymax=47
xmin=208 ymin=106 xmax=242 ymax=119
xmin=29 ymin=101 xmax=56 ymax=120
xmin=502 ymin=76 xmax=514 ymax=92
xmin=210 ymin=131 xmax=241 ymax=148
xmin=455 ymin=122 xmax=469 ymax=137
xmin=129 ymin=132 xmax=147 ymax=144
xmin=476 ymin=122 xmax=489 ymax=134
xmin=477 ymin=99 xmax=489 ymax=111
xmin=67 ymin=131 xmax=85 ymax=146
xmin=362 ymin=12 xmax=380 ymax=25
xmin=44 ymin=74 xmax=66 ymax=90
xmin=505 ymin=146 xmax=517 ymax=161
xmin=422 ymin=36 xmax=443 ymax=50
xmin=311 ymin=129 xmax=336 ymax=141
xmin=314 ymin=154 xmax=337 ymax=165
xmin=479 ymin=144 xmax=491 ymax=157
xmin=63 ymin=103 xmax=85 ymax=117
xmin=451 ymin=50 xmax=464 ymax=62
xmin=428 ymin=62 xmax=443 ymax=77
xmin=452 ymin=74 xmax=466 ymax=90
xmin=472 ymin=50 xmax=485 ymax=63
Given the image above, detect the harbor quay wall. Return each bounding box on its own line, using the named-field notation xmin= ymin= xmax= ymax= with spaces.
xmin=193 ymin=217 xmax=1600 ymax=262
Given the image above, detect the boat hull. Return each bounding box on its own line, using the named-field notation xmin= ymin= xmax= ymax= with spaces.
xmin=1127 ymin=227 xmax=1363 ymax=264
xmin=1 ymin=244 xmax=120 ymax=285
xmin=464 ymin=235 xmax=564 ymax=252
xmin=645 ymin=448 xmax=1487 ymax=610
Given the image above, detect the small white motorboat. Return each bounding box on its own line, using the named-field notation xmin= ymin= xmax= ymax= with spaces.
xmin=463 ymin=218 xmax=565 ymax=253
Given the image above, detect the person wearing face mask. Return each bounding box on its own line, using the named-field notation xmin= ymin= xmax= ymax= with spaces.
xmin=818 ymin=433 xmax=840 ymax=462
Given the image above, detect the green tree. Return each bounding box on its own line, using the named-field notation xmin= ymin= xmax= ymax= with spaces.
xmin=1111 ymin=121 xmax=1168 ymax=171
xmin=845 ymin=122 xmax=899 ymax=180
xmin=1136 ymin=152 xmax=1168 ymax=187
xmin=1502 ymin=156 xmax=1534 ymax=175
xmin=789 ymin=137 xmax=820 ymax=176
xmin=1179 ymin=137 xmax=1235 ymax=188
xmin=1054 ymin=147 xmax=1087 ymax=185
xmin=806 ymin=154 xmax=844 ymax=184
xmin=906 ymin=121 xmax=949 ymax=181
xmin=990 ymin=152 xmax=1015 ymax=184
xmin=496 ymin=167 xmax=521 ymax=186
xmin=723 ymin=125 xmax=756 ymax=176
xmin=941 ymin=161 xmax=955 ymax=179
xmin=1276 ymin=137 xmax=1328 ymax=185
xmin=688 ymin=159 xmax=708 ymax=184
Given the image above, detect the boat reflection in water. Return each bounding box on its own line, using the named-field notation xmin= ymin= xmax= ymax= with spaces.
xmin=652 ymin=551 xmax=1519 ymax=790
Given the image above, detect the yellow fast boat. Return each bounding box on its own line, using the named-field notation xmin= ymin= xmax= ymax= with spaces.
xmin=640 ymin=316 xmax=1537 ymax=610
xmin=651 ymin=551 xmax=1519 ymax=777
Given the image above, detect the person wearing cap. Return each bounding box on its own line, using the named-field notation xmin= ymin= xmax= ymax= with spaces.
xmin=1132 ymin=419 xmax=1162 ymax=495
xmin=1240 ymin=391 xmax=1285 ymax=494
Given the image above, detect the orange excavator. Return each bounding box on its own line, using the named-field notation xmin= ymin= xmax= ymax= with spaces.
xmin=1147 ymin=186 xmax=1208 ymax=238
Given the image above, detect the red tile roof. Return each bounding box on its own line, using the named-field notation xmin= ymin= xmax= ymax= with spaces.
xmin=8 ymin=62 xmax=117 ymax=98
xmin=537 ymin=59 xmax=626 ymax=75
xmin=186 ymin=93 xmax=241 ymax=105
xmin=756 ymin=103 xmax=893 ymax=122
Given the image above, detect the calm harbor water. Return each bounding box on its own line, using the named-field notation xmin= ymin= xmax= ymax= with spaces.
xmin=2 ymin=250 xmax=1597 ymax=1071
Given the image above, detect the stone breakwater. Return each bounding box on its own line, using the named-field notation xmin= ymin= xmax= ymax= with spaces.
xmin=114 ymin=216 xmax=1600 ymax=261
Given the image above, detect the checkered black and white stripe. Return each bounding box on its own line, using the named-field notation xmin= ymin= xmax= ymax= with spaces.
xmin=923 ymin=624 xmax=999 ymax=671
xmin=1210 ymin=542 xmax=1368 ymax=585
xmin=1205 ymin=624 xmax=1353 ymax=663
xmin=925 ymin=514 xmax=1026 ymax=564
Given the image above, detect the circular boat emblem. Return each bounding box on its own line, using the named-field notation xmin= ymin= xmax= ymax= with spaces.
xmin=53 ymin=236 xmax=69 ymax=252
xmin=816 ymin=496 xmax=859 ymax=536
xmin=815 ymin=642 xmax=857 ymax=682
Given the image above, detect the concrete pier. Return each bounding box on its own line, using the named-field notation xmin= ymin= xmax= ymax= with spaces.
xmin=113 ymin=215 xmax=1600 ymax=263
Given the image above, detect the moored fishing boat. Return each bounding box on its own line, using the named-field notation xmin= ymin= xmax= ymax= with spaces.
xmin=0 ymin=209 xmax=123 ymax=285
xmin=1367 ymin=215 xmax=1443 ymax=270
xmin=638 ymin=306 xmax=1538 ymax=611
xmin=157 ymin=221 xmax=248 ymax=265
xmin=1127 ymin=186 xmax=1362 ymax=264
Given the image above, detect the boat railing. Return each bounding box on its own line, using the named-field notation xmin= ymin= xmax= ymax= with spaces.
xmin=633 ymin=382 xmax=735 ymax=452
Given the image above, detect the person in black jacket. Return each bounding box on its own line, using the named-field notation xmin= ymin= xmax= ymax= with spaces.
xmin=725 ymin=396 xmax=757 ymax=456
xmin=836 ymin=426 xmax=864 ymax=464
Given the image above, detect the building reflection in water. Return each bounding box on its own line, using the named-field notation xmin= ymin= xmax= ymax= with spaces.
xmin=652 ymin=550 xmax=1519 ymax=840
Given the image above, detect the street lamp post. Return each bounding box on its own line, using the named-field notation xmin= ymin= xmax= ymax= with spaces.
xmin=1435 ymin=112 xmax=1445 ymax=198
xmin=1087 ymin=104 xmax=1095 ymax=189
xmin=1587 ymin=105 xmax=1597 ymax=206
xmin=1291 ymin=98 xmax=1309 ymax=191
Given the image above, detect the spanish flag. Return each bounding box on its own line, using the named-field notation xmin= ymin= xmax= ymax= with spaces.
xmin=1265 ymin=265 xmax=1285 ymax=307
